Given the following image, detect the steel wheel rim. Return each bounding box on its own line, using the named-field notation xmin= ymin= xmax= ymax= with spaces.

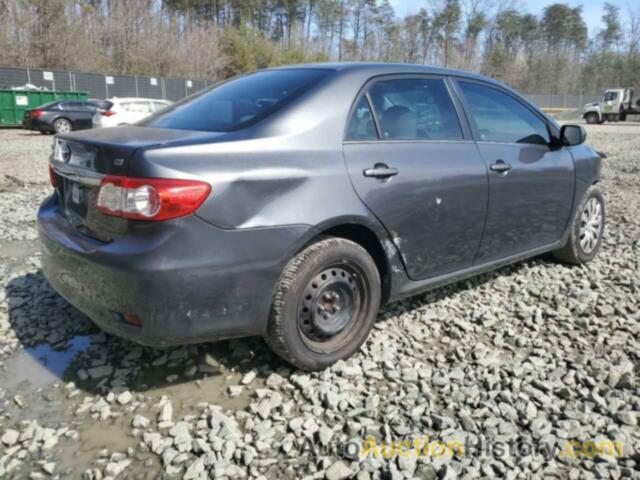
xmin=579 ymin=197 xmax=603 ymax=254
xmin=297 ymin=262 xmax=368 ymax=353
xmin=56 ymin=120 xmax=70 ymax=133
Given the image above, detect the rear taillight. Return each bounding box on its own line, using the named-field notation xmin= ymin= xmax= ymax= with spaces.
xmin=49 ymin=165 xmax=57 ymax=187
xmin=96 ymin=176 xmax=211 ymax=221
xmin=99 ymin=110 xmax=116 ymax=117
xmin=31 ymin=110 xmax=43 ymax=118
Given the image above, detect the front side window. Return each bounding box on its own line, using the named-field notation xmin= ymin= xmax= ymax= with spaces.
xmin=603 ymin=91 xmax=618 ymax=102
xmin=346 ymin=96 xmax=378 ymax=140
xmin=367 ymin=77 xmax=463 ymax=141
xmin=142 ymin=69 xmax=331 ymax=132
xmin=458 ymin=81 xmax=550 ymax=145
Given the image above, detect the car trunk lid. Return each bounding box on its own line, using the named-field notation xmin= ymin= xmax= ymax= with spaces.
xmin=50 ymin=126 xmax=222 ymax=241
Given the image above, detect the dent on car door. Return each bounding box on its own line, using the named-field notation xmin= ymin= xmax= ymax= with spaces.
xmin=342 ymin=76 xmax=489 ymax=280
xmin=454 ymin=80 xmax=575 ymax=263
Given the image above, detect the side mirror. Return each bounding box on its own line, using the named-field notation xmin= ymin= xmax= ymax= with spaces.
xmin=560 ymin=124 xmax=586 ymax=146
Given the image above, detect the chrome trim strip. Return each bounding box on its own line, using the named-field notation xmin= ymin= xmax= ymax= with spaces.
xmin=50 ymin=160 xmax=104 ymax=187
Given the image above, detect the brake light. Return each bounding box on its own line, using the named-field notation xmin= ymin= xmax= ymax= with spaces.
xmin=100 ymin=110 xmax=116 ymax=117
xmin=48 ymin=165 xmax=57 ymax=187
xmin=96 ymin=176 xmax=211 ymax=221
xmin=31 ymin=110 xmax=43 ymax=118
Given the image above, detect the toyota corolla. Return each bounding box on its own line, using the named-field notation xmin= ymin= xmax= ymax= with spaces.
xmin=38 ymin=63 xmax=604 ymax=370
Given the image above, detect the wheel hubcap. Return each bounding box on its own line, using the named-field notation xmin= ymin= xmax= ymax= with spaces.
xmin=579 ymin=197 xmax=603 ymax=254
xmin=57 ymin=121 xmax=70 ymax=133
xmin=298 ymin=265 xmax=363 ymax=348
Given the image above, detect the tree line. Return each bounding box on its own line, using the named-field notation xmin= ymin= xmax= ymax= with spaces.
xmin=0 ymin=0 xmax=638 ymax=95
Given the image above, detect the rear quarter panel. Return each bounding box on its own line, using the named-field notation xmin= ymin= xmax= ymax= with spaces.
xmin=130 ymin=70 xmax=388 ymax=231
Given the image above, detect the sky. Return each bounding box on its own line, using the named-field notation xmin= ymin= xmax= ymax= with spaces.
xmin=388 ymin=0 xmax=637 ymax=36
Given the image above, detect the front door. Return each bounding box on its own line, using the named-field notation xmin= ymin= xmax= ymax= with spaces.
xmin=343 ymin=76 xmax=488 ymax=280
xmin=454 ymin=80 xmax=575 ymax=263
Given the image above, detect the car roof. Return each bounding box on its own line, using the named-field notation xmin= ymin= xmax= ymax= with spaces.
xmin=267 ymin=61 xmax=511 ymax=91
xmin=109 ymin=97 xmax=171 ymax=103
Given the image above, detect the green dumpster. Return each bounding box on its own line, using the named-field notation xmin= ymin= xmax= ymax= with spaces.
xmin=0 ymin=90 xmax=88 ymax=126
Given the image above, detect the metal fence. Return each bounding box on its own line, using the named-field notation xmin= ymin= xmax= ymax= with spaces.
xmin=524 ymin=94 xmax=601 ymax=109
xmin=0 ymin=65 xmax=602 ymax=108
xmin=0 ymin=66 xmax=215 ymax=101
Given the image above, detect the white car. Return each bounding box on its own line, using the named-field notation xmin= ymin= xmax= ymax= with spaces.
xmin=92 ymin=98 xmax=172 ymax=128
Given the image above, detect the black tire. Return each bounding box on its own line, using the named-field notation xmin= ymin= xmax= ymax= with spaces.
xmin=585 ymin=113 xmax=599 ymax=125
xmin=553 ymin=185 xmax=605 ymax=265
xmin=53 ymin=118 xmax=72 ymax=134
xmin=266 ymin=237 xmax=381 ymax=371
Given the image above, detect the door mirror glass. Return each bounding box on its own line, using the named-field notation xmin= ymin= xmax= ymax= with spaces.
xmin=560 ymin=125 xmax=586 ymax=146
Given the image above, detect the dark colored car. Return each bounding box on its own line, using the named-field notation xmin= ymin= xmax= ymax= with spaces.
xmin=38 ymin=63 xmax=604 ymax=370
xmin=23 ymin=100 xmax=111 ymax=134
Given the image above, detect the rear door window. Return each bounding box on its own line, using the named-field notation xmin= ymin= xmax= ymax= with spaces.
xmin=346 ymin=96 xmax=378 ymax=141
xmin=366 ymin=77 xmax=463 ymax=141
xmin=142 ymin=69 xmax=331 ymax=132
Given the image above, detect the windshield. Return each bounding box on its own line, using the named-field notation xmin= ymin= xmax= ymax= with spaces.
xmin=141 ymin=69 xmax=331 ymax=132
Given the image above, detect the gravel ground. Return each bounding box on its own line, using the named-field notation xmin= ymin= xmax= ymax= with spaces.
xmin=0 ymin=124 xmax=638 ymax=479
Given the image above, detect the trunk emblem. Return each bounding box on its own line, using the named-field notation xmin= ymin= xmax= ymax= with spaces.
xmin=60 ymin=143 xmax=71 ymax=162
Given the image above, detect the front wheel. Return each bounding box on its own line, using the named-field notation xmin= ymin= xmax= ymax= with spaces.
xmin=266 ymin=237 xmax=381 ymax=371
xmin=553 ymin=186 xmax=605 ymax=265
xmin=585 ymin=113 xmax=599 ymax=125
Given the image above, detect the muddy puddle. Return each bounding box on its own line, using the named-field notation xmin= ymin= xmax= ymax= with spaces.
xmin=0 ymin=333 xmax=262 ymax=476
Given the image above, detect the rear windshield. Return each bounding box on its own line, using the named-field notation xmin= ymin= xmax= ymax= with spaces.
xmin=37 ymin=101 xmax=61 ymax=110
xmin=141 ymin=69 xmax=331 ymax=132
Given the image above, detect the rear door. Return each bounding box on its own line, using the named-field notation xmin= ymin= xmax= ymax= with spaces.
xmin=60 ymin=101 xmax=95 ymax=130
xmin=343 ymin=75 xmax=488 ymax=280
xmin=453 ymin=79 xmax=575 ymax=263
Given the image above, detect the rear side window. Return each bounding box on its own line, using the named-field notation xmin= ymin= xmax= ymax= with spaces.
xmin=151 ymin=101 xmax=170 ymax=112
xmin=367 ymin=77 xmax=463 ymax=141
xmin=458 ymin=81 xmax=550 ymax=145
xmin=142 ymin=69 xmax=330 ymax=132
xmin=121 ymin=101 xmax=153 ymax=113
xmin=346 ymin=96 xmax=378 ymax=140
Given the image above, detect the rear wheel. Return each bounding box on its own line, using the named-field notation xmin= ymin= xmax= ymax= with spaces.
xmin=53 ymin=118 xmax=72 ymax=134
xmin=266 ymin=237 xmax=381 ymax=371
xmin=585 ymin=112 xmax=599 ymax=125
xmin=553 ymin=185 xmax=605 ymax=265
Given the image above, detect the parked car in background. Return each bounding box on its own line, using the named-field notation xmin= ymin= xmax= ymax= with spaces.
xmin=40 ymin=64 xmax=604 ymax=371
xmin=92 ymin=98 xmax=172 ymax=128
xmin=23 ymin=100 xmax=109 ymax=134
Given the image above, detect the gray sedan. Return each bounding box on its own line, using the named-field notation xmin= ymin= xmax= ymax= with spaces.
xmin=38 ymin=63 xmax=604 ymax=370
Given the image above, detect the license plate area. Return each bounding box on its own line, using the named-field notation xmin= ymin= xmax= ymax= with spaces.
xmin=63 ymin=178 xmax=92 ymax=221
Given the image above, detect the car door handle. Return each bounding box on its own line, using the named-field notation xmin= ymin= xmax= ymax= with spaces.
xmin=490 ymin=160 xmax=512 ymax=173
xmin=363 ymin=164 xmax=399 ymax=179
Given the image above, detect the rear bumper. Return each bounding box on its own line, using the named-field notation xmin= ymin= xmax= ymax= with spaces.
xmin=23 ymin=117 xmax=50 ymax=131
xmin=38 ymin=194 xmax=312 ymax=346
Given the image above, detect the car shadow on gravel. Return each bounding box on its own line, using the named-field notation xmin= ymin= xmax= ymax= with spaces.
xmin=5 ymin=271 xmax=287 ymax=398
xmin=6 ymin=256 xmax=546 ymax=397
